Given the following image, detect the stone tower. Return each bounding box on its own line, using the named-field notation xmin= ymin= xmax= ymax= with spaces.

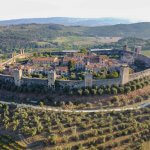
xmin=13 ymin=69 xmax=22 ymax=86
xmin=134 ymin=46 xmax=142 ymax=55
xmin=84 ymin=73 xmax=93 ymax=87
xmin=123 ymin=45 xmax=128 ymax=51
xmin=120 ymin=64 xmax=129 ymax=85
xmin=48 ymin=70 xmax=56 ymax=89
xmin=20 ymin=49 xmax=25 ymax=55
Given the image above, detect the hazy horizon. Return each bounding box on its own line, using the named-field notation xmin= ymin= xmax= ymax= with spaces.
xmin=0 ymin=0 xmax=150 ymax=22
xmin=0 ymin=17 xmax=136 ymax=22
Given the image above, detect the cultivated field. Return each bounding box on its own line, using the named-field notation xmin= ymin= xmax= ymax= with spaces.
xmin=52 ymin=36 xmax=121 ymax=46
xmin=0 ymin=102 xmax=149 ymax=150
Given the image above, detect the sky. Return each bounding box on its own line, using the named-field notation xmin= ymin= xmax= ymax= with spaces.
xmin=0 ymin=0 xmax=150 ymax=21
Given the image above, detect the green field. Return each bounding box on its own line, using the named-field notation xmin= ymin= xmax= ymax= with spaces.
xmin=142 ymin=50 xmax=150 ymax=57
xmin=52 ymin=36 xmax=121 ymax=46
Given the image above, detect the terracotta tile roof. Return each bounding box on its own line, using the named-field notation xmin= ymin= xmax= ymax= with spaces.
xmin=55 ymin=66 xmax=68 ymax=72
xmin=85 ymin=63 xmax=102 ymax=69
xmin=32 ymin=57 xmax=58 ymax=62
xmin=63 ymin=56 xmax=80 ymax=62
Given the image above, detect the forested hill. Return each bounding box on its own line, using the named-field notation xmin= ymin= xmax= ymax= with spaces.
xmin=1 ymin=22 xmax=150 ymax=39
xmin=84 ymin=22 xmax=150 ymax=38
xmin=0 ymin=22 xmax=150 ymax=52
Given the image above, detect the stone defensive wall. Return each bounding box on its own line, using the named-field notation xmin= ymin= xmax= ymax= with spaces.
xmin=0 ymin=74 xmax=47 ymax=86
xmin=92 ymin=78 xmax=121 ymax=87
xmin=90 ymin=49 xmax=130 ymax=56
xmin=0 ymin=49 xmax=150 ymax=89
xmin=22 ymin=77 xmax=47 ymax=86
xmin=0 ymin=73 xmax=123 ymax=89
xmin=91 ymin=49 xmax=150 ymax=67
xmin=0 ymin=73 xmax=121 ymax=89
xmin=129 ymin=68 xmax=150 ymax=81
xmin=51 ymin=49 xmax=150 ymax=67
xmin=0 ymin=52 xmax=30 ymax=67
xmin=56 ymin=80 xmax=85 ymax=89
xmin=0 ymin=74 xmax=14 ymax=83
xmin=135 ymin=54 xmax=150 ymax=67
xmin=56 ymin=78 xmax=121 ymax=89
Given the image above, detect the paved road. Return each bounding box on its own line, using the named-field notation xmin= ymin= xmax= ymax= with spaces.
xmin=0 ymin=101 xmax=150 ymax=113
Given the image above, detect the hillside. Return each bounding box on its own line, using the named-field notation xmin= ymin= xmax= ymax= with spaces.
xmin=1 ymin=22 xmax=150 ymax=52
xmin=84 ymin=22 xmax=150 ymax=38
xmin=0 ymin=17 xmax=131 ymax=26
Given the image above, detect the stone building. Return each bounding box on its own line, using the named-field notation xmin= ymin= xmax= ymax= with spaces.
xmin=134 ymin=46 xmax=142 ymax=55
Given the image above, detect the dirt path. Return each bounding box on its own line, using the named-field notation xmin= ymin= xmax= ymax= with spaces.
xmin=0 ymin=100 xmax=149 ymax=113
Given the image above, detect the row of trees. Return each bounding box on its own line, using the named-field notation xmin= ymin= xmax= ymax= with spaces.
xmin=0 ymin=76 xmax=149 ymax=98
xmin=67 ymin=76 xmax=150 ymax=96
xmin=0 ymin=102 xmax=149 ymax=149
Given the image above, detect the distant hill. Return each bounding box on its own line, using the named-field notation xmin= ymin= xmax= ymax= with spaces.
xmin=84 ymin=22 xmax=150 ymax=39
xmin=0 ymin=17 xmax=131 ymax=26
xmin=0 ymin=22 xmax=150 ymax=52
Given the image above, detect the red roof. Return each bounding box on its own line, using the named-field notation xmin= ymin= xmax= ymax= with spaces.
xmin=32 ymin=57 xmax=58 ymax=62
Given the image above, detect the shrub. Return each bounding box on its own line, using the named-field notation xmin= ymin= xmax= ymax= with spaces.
xmin=83 ymin=89 xmax=90 ymax=95
xmin=141 ymin=82 xmax=145 ymax=88
xmin=91 ymin=89 xmax=97 ymax=95
xmin=144 ymin=80 xmax=149 ymax=86
xmin=124 ymin=86 xmax=131 ymax=94
xmin=112 ymin=96 xmax=119 ymax=102
xmin=131 ymin=85 xmax=136 ymax=91
xmin=136 ymin=96 xmax=143 ymax=102
xmin=69 ymin=91 xmax=73 ymax=95
xmin=77 ymin=89 xmax=83 ymax=96
xmin=136 ymin=84 xmax=142 ymax=89
xmin=118 ymin=87 xmax=124 ymax=94
xmin=105 ymin=87 xmax=111 ymax=94
xmin=98 ymin=88 xmax=104 ymax=95
xmin=48 ymin=134 xmax=58 ymax=145
xmin=111 ymin=87 xmax=118 ymax=95
xmin=62 ymin=135 xmax=69 ymax=143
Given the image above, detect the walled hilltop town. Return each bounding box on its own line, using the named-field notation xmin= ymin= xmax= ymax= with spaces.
xmin=0 ymin=46 xmax=150 ymax=150
xmin=0 ymin=45 xmax=150 ymax=92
